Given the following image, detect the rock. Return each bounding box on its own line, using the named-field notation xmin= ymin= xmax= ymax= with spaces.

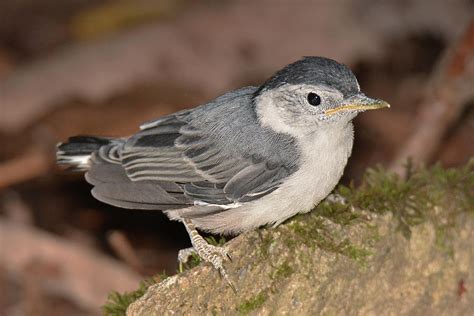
xmin=121 ymin=162 xmax=473 ymax=315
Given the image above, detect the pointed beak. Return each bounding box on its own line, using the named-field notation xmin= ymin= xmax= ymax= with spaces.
xmin=324 ymin=93 xmax=390 ymax=116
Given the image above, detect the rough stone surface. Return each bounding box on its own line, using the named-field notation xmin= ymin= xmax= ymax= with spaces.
xmin=126 ymin=164 xmax=473 ymax=315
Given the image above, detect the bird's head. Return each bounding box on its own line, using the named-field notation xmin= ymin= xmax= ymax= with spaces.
xmin=254 ymin=57 xmax=390 ymax=136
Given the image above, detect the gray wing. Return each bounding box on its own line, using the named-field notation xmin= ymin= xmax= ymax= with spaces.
xmin=86 ymin=152 xmax=190 ymax=210
xmin=118 ymin=86 xmax=300 ymax=206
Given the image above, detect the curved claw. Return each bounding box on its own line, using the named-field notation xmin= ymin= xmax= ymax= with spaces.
xmin=181 ymin=219 xmax=235 ymax=290
xmin=218 ymin=266 xmax=237 ymax=293
xmin=216 ymin=247 xmax=232 ymax=262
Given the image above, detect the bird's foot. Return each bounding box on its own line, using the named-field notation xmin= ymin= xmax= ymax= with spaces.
xmin=177 ymin=245 xmax=231 ymax=268
xmin=181 ymin=219 xmax=235 ymax=291
xmin=195 ymin=240 xmax=234 ymax=288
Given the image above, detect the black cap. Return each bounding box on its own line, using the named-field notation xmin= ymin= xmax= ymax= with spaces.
xmin=258 ymin=56 xmax=359 ymax=98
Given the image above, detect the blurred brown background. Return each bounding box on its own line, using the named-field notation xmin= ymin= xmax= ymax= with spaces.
xmin=0 ymin=0 xmax=473 ymax=315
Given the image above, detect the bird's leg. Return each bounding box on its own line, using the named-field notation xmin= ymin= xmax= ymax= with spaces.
xmin=179 ymin=218 xmax=235 ymax=290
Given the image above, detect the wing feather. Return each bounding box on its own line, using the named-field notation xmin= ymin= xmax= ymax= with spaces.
xmin=113 ymin=87 xmax=299 ymax=210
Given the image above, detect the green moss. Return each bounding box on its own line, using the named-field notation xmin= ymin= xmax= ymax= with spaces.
xmin=316 ymin=199 xmax=361 ymax=225
xmin=364 ymin=223 xmax=382 ymax=247
xmin=282 ymin=160 xmax=473 ymax=264
xmin=102 ymin=276 xmax=163 ymax=316
xmin=435 ymin=225 xmax=455 ymax=258
xmin=258 ymin=232 xmax=275 ymax=258
xmin=345 ymin=160 xmax=474 ymax=237
xmin=286 ymin=218 xmax=373 ymax=266
xmin=271 ymin=261 xmax=294 ymax=280
xmin=236 ymin=291 xmax=267 ymax=315
xmin=345 ymin=160 xmax=472 ymax=229
xmin=287 ymin=216 xmax=347 ymax=252
xmin=205 ymin=235 xmax=228 ymax=246
xmin=210 ymin=306 xmax=219 ymax=316
xmin=339 ymin=241 xmax=373 ymax=266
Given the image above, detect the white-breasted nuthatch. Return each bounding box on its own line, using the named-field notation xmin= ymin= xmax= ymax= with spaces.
xmin=57 ymin=56 xmax=389 ymax=286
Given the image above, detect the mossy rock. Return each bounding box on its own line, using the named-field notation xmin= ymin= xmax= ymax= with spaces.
xmin=105 ymin=161 xmax=474 ymax=315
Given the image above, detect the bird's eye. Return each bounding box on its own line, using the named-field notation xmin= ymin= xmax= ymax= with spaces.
xmin=307 ymin=92 xmax=321 ymax=106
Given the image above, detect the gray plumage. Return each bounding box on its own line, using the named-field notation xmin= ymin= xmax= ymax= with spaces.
xmin=57 ymin=56 xmax=389 ymax=235
xmin=257 ymin=57 xmax=359 ymax=97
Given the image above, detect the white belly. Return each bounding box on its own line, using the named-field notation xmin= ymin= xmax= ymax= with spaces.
xmin=235 ymin=123 xmax=354 ymax=231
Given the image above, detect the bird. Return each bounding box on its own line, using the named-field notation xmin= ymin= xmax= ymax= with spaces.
xmin=57 ymin=56 xmax=389 ymax=287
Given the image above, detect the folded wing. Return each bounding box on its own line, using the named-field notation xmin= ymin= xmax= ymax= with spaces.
xmin=88 ymin=87 xmax=300 ymax=212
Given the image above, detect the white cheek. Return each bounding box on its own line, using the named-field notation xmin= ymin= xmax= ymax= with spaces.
xmin=255 ymin=85 xmax=348 ymax=136
xmin=255 ymin=92 xmax=296 ymax=135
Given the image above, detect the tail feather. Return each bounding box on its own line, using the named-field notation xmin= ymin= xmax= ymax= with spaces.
xmin=57 ymin=135 xmax=193 ymax=211
xmin=56 ymin=136 xmax=116 ymax=171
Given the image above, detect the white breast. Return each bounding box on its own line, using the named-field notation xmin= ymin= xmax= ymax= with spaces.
xmin=236 ymin=123 xmax=354 ymax=231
